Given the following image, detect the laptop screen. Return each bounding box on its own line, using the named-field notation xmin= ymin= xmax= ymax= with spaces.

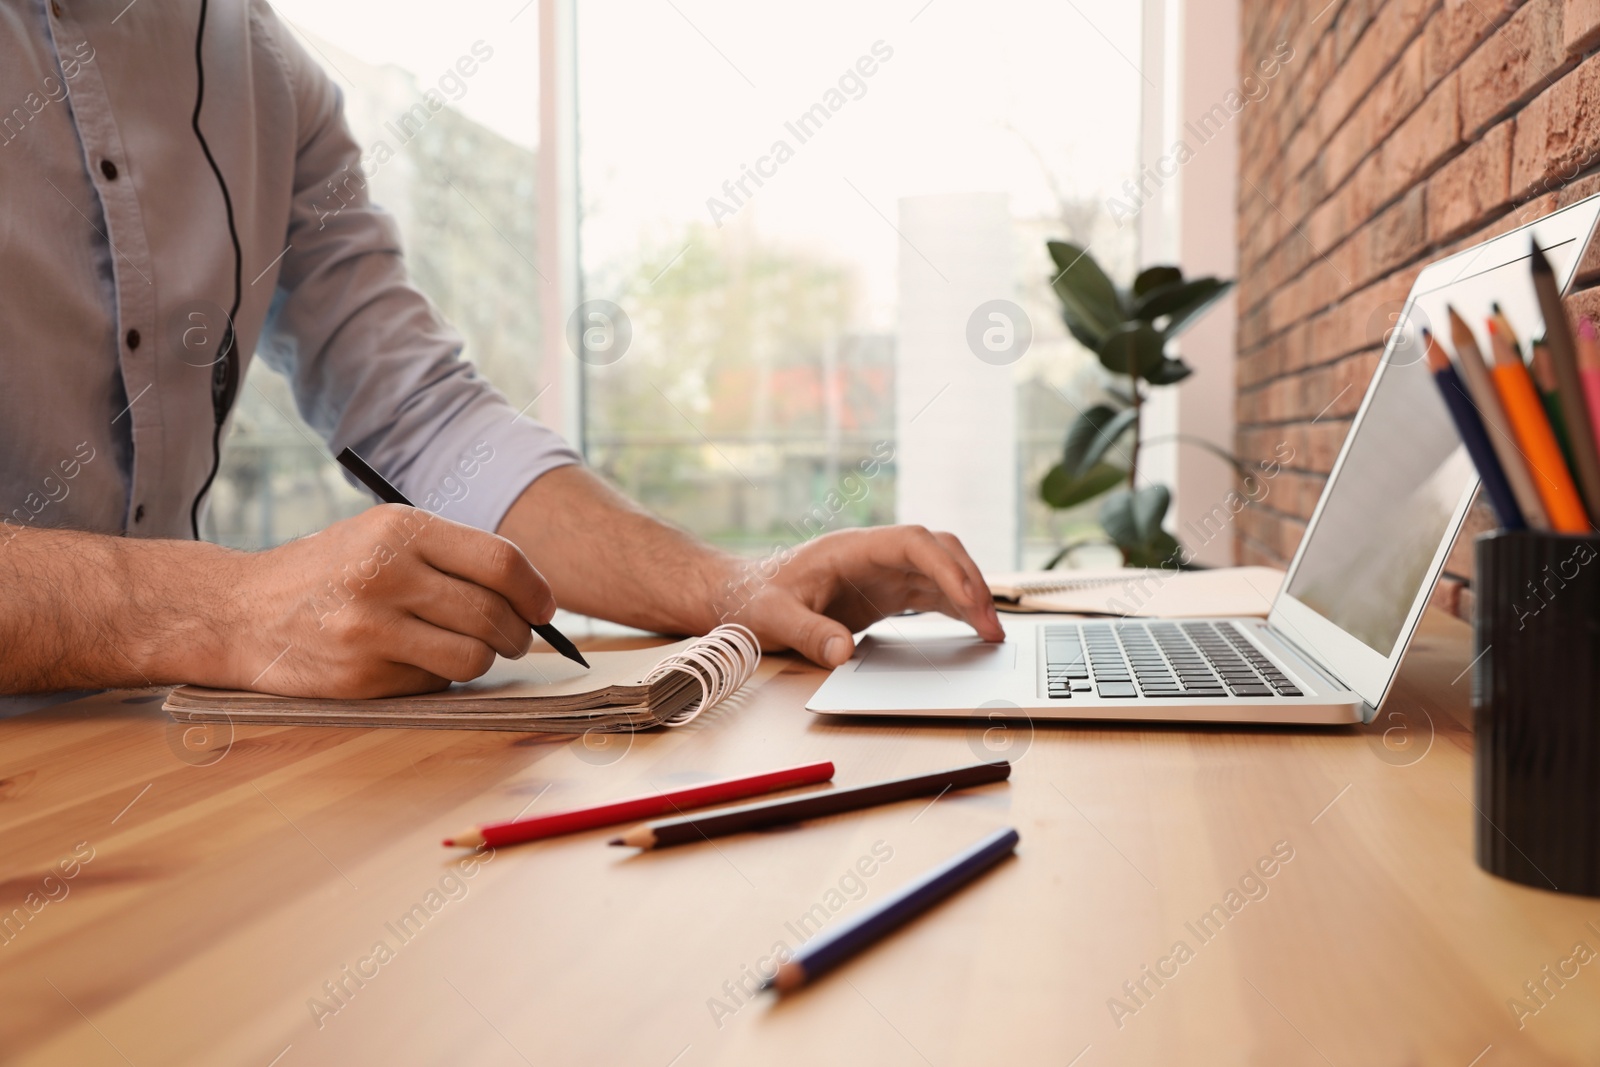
xmin=1284 ymin=328 xmax=1473 ymax=656
xmin=1276 ymin=200 xmax=1599 ymax=693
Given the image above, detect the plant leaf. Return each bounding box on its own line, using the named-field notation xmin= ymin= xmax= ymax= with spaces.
xmin=1133 ymin=265 xmax=1183 ymax=297
xmin=1131 ymin=277 xmax=1235 ymax=337
xmin=1060 ymin=314 xmax=1106 ymax=353
xmin=1047 ymin=240 xmax=1124 ymax=343
xmin=1101 ymin=484 xmax=1172 ymax=548
xmin=1063 ymin=405 xmax=1137 ymax=478
xmin=1120 ymin=530 xmax=1183 ymax=569
xmin=1040 ymin=460 xmax=1125 ymax=510
xmin=1144 ymin=357 xmax=1194 ymax=386
xmin=1096 ymin=321 xmax=1166 ymax=379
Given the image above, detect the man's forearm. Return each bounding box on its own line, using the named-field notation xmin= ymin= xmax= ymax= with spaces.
xmin=497 ymin=466 xmax=733 ymax=636
xmin=0 ymin=527 xmax=237 ymax=693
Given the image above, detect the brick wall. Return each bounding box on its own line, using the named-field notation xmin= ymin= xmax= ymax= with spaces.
xmin=1234 ymin=0 xmax=1600 ymax=621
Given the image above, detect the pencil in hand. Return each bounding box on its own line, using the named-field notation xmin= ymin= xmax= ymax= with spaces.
xmin=335 ymin=447 xmax=590 ymax=669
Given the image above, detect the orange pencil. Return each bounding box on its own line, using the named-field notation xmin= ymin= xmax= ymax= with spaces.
xmin=1486 ymin=313 xmax=1590 ymax=532
xmin=1448 ymin=306 xmax=1550 ymax=529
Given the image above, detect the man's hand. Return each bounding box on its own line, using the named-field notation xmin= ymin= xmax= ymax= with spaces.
xmin=0 ymin=507 xmax=553 ymax=697
xmin=717 ymin=526 xmax=1005 ymax=668
xmin=499 ymin=468 xmax=1004 ymax=668
xmin=210 ymin=505 xmax=555 ymax=697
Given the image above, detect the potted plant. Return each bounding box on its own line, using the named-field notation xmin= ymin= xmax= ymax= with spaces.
xmin=1040 ymin=240 xmax=1235 ymax=568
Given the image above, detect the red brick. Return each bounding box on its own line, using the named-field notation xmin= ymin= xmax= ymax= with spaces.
xmin=1380 ymin=72 xmax=1464 ymax=191
xmin=1426 ymin=118 xmax=1514 ymax=241
xmin=1443 ymin=496 xmax=1497 ymax=579
xmin=1425 ymin=0 xmax=1527 ymax=88
xmin=1564 ymin=283 xmax=1600 ymax=327
xmin=1361 ymin=186 xmax=1427 ymax=286
xmin=1563 ymin=0 xmax=1600 ymax=53
xmin=1307 ymin=181 xmax=1354 ymax=252
xmin=1323 ymin=40 xmax=1426 ymax=192
xmin=1305 ymin=420 xmax=1352 ymax=472
xmin=1459 ymin=0 xmax=1574 ymax=137
xmin=1280 ymin=514 xmax=1308 ymax=558
xmin=1282 ymin=320 xmax=1312 ymax=372
xmin=1511 ymin=50 xmax=1600 ymax=198
xmin=1429 ymin=575 xmax=1464 ymax=615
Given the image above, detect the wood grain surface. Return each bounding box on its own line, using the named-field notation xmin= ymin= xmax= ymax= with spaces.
xmin=2 ymin=611 xmax=1597 ymax=1066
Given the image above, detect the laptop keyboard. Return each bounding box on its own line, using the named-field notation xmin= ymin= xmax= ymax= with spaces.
xmin=1043 ymin=621 xmax=1303 ymax=700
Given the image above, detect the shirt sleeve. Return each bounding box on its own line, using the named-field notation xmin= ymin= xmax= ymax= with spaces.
xmin=253 ymin=6 xmax=580 ymax=532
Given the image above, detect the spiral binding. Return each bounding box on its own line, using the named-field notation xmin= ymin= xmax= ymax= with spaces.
xmin=645 ymin=623 xmax=761 ymax=726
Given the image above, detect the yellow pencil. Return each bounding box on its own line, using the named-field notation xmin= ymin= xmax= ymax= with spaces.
xmin=1446 ymin=306 xmax=1550 ymax=530
xmin=1487 ymin=314 xmax=1590 ymax=532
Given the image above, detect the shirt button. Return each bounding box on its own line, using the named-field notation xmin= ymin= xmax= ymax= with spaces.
xmin=100 ymin=159 xmax=118 ymax=181
xmin=133 ymin=504 xmax=146 ymax=523
xmin=126 ymin=328 xmax=141 ymax=350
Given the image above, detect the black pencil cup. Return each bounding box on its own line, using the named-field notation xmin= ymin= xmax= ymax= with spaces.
xmin=1474 ymin=531 xmax=1600 ymax=897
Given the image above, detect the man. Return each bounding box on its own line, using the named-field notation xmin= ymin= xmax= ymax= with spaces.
xmin=0 ymin=0 xmax=1002 ymax=698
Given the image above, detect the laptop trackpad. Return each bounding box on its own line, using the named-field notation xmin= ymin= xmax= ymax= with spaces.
xmin=854 ymin=637 xmax=1017 ymax=673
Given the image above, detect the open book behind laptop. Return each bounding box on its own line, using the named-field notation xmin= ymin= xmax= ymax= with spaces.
xmin=809 ymin=195 xmax=1600 ymax=726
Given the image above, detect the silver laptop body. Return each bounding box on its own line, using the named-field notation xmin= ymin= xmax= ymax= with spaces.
xmin=808 ymin=196 xmax=1600 ymax=726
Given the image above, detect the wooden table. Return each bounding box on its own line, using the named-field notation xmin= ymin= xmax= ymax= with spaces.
xmin=3 ymin=610 xmax=1598 ymax=1066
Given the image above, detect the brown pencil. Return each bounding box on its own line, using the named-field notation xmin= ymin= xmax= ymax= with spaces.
xmin=609 ymin=761 xmax=1012 ymax=849
xmin=1529 ymin=242 xmax=1600 ymax=523
xmin=1447 ymin=305 xmax=1550 ymax=530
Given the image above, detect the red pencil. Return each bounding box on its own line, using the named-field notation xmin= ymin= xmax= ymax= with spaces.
xmin=442 ymin=760 xmax=836 ymax=848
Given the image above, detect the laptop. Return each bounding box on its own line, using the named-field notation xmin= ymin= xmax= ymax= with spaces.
xmin=808 ymin=195 xmax=1600 ymax=726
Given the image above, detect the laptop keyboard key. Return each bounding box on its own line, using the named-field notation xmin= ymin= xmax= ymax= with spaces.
xmin=1096 ymin=682 xmax=1138 ymax=698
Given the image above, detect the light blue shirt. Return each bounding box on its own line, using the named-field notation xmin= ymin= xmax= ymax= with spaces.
xmin=0 ymin=0 xmax=579 ymax=541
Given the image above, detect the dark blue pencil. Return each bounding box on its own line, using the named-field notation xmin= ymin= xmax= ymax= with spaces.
xmin=1424 ymin=329 xmax=1526 ymax=530
xmin=764 ymin=827 xmax=1019 ymax=992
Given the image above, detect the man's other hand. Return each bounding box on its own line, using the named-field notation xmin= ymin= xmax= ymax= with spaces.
xmin=715 ymin=526 xmax=1005 ymax=668
xmin=217 ymin=505 xmax=555 ymax=697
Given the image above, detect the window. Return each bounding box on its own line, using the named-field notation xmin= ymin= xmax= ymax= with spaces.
xmin=575 ymin=0 xmax=1143 ymax=565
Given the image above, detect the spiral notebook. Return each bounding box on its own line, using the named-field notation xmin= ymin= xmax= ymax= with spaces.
xmin=163 ymin=625 xmax=761 ymax=733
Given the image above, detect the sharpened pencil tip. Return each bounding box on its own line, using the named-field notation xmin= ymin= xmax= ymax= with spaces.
xmin=441 ymin=839 xmax=454 ymax=847
xmin=608 ymin=837 xmax=624 ymax=846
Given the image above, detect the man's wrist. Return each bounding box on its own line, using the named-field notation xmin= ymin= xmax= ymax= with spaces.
xmin=694 ymin=545 xmax=787 ymax=634
xmin=119 ymin=537 xmax=247 ymax=688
